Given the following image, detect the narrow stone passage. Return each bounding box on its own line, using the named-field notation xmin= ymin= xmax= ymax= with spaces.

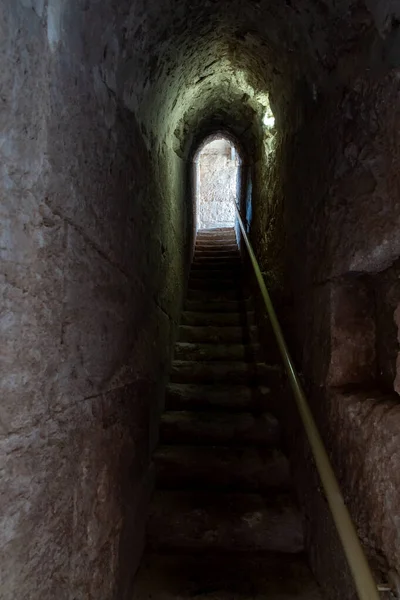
xmin=133 ymin=228 xmax=322 ymax=599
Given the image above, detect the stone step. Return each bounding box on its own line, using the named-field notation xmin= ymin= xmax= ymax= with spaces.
xmin=193 ymin=255 xmax=241 ymax=264
xmin=190 ymin=261 xmax=242 ymax=272
xmin=188 ymin=277 xmax=239 ymax=291
xmin=196 ymin=231 xmax=236 ymax=239
xmin=197 ymin=228 xmax=235 ymax=237
xmin=184 ymin=298 xmax=249 ymax=313
xmin=170 ymin=361 xmax=281 ymax=385
xmin=133 ymin=552 xmax=323 ymax=600
xmin=194 ymin=249 xmax=240 ymax=258
xmin=178 ymin=324 xmax=258 ymax=343
xmin=196 ymin=234 xmax=236 ymax=240
xmin=191 ymin=261 xmax=241 ymax=270
xmin=195 ymin=241 xmax=237 ymax=249
xmin=189 ymin=267 xmax=240 ymax=278
xmin=174 ymin=341 xmax=261 ymax=361
xmin=196 ymin=238 xmax=236 ymax=244
xmin=154 ymin=445 xmax=290 ymax=491
xmin=159 ymin=410 xmax=280 ymax=446
xmin=195 ymin=244 xmax=238 ymax=253
xmin=178 ymin=325 xmax=244 ymax=343
xmin=196 ymin=236 xmax=236 ymax=241
xmin=197 ymin=226 xmax=235 ymax=232
xmin=147 ymin=491 xmax=304 ymax=553
xmin=195 ymin=242 xmax=237 ymax=250
xmin=181 ymin=311 xmax=253 ymax=327
xmin=165 ymin=383 xmax=273 ymax=412
xmin=186 ymin=288 xmax=243 ymax=301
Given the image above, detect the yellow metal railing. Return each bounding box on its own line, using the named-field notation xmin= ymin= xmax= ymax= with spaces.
xmin=233 ymin=203 xmax=381 ymax=600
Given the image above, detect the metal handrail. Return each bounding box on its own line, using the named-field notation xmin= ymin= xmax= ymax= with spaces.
xmin=233 ymin=203 xmax=381 ymax=600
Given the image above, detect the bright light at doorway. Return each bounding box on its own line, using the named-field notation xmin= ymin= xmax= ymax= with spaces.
xmin=263 ymin=113 xmax=275 ymax=128
xmin=195 ymin=136 xmax=240 ymax=231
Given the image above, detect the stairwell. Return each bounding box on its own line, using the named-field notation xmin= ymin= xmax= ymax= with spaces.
xmin=133 ymin=228 xmax=323 ymax=599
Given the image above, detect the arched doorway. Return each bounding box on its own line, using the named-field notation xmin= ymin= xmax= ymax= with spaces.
xmin=194 ymin=135 xmax=241 ymax=231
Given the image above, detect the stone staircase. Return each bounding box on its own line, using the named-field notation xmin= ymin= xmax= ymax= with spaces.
xmin=133 ymin=228 xmax=322 ymax=599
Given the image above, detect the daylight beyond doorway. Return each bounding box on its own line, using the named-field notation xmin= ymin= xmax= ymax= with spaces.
xmin=195 ymin=137 xmax=239 ymax=230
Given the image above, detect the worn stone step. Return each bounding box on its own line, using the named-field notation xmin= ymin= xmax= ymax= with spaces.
xmin=196 ymin=231 xmax=236 ymax=239
xmin=178 ymin=324 xmax=259 ymax=343
xmin=147 ymin=491 xmax=304 ymax=553
xmin=188 ymin=277 xmax=239 ymax=291
xmin=174 ymin=341 xmax=261 ymax=361
xmin=195 ymin=244 xmax=238 ymax=253
xmin=178 ymin=325 xmax=244 ymax=343
xmin=195 ymin=241 xmax=237 ymax=248
xmin=184 ymin=298 xmax=249 ymax=313
xmin=170 ymin=361 xmax=281 ymax=385
xmin=186 ymin=287 xmax=243 ymax=301
xmin=154 ymin=445 xmax=290 ymax=491
xmin=133 ymin=552 xmax=323 ymax=600
xmin=189 ymin=267 xmax=240 ymax=278
xmin=196 ymin=238 xmax=236 ymax=243
xmin=197 ymin=228 xmax=235 ymax=237
xmin=193 ymin=255 xmax=241 ymax=264
xmin=194 ymin=251 xmax=240 ymax=260
xmin=165 ymin=383 xmax=273 ymax=412
xmin=196 ymin=234 xmax=236 ymax=240
xmin=181 ymin=311 xmax=253 ymax=327
xmin=159 ymin=410 xmax=280 ymax=446
xmin=198 ymin=226 xmax=235 ymax=231
xmin=190 ymin=262 xmax=242 ymax=272
xmin=194 ymin=245 xmax=240 ymax=254
xmin=195 ymin=242 xmax=237 ymax=250
xmin=192 ymin=260 xmax=241 ymax=269
xmin=195 ymin=245 xmax=239 ymax=253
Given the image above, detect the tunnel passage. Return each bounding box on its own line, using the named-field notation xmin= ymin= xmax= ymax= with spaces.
xmin=3 ymin=1 xmax=400 ymax=599
xmin=194 ymin=136 xmax=240 ymax=230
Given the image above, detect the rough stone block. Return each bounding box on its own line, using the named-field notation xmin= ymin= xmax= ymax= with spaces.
xmin=394 ymin=304 xmax=400 ymax=396
xmin=327 ymin=279 xmax=376 ymax=386
xmin=327 ymin=389 xmax=400 ymax=575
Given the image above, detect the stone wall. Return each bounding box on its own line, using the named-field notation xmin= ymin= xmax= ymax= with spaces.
xmin=250 ymin=69 xmax=400 ymax=598
xmin=0 ymin=2 xmax=191 ymax=599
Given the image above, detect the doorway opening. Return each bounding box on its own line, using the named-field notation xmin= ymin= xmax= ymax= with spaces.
xmin=194 ymin=136 xmax=241 ymax=231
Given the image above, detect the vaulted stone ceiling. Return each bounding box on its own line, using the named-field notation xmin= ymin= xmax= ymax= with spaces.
xmin=70 ymin=0 xmax=396 ymax=163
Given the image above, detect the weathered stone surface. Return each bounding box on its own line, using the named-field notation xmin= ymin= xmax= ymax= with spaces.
xmin=0 ymin=383 xmax=155 ymax=600
xmin=301 ymin=279 xmax=376 ymax=387
xmin=165 ymin=382 xmax=273 ymax=412
xmin=159 ymin=410 xmax=280 ymax=446
xmin=170 ymin=360 xmax=280 ymax=385
xmin=133 ymin=552 xmax=323 ymax=600
xmin=181 ymin=310 xmax=245 ymax=326
xmin=1 ymin=1 xmax=190 ymax=598
xmin=326 ymin=390 xmax=400 ymax=574
xmin=174 ymin=341 xmax=261 ymax=361
xmin=250 ymin=61 xmax=400 ymax=600
xmin=154 ymin=444 xmax=290 ymax=491
xmin=147 ymin=491 xmax=304 ymax=553
xmin=394 ymin=305 xmax=400 ymax=395
xmin=327 ymin=281 xmax=376 ymax=386
xmin=178 ymin=324 xmax=245 ymax=343
xmin=184 ymin=298 xmax=245 ymax=312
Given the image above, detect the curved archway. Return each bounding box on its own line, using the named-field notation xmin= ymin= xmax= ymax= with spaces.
xmin=193 ymin=133 xmax=243 ymax=232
